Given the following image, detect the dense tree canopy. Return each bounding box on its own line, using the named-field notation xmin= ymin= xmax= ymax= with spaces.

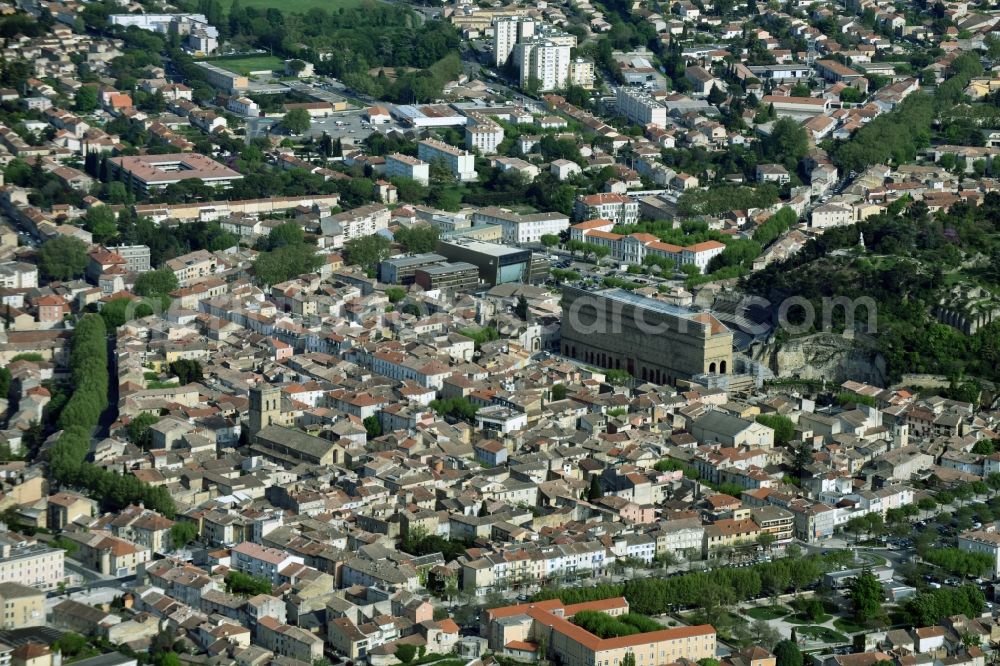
xmin=39 ymin=236 xmax=88 ymax=281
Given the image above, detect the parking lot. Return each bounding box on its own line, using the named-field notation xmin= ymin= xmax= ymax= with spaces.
xmin=308 ymin=110 xmax=376 ymax=140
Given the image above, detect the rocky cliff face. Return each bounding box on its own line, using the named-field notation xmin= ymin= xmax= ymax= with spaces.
xmin=759 ymin=332 xmax=887 ymax=386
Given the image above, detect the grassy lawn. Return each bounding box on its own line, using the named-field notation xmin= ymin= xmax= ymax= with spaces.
xmin=786 ymin=613 xmax=833 ymax=625
xmin=797 ymin=626 xmax=849 ymax=644
xmin=743 ymin=605 xmax=789 ymax=621
xmin=226 ymin=0 xmax=367 ymax=12
xmin=833 ymin=618 xmax=868 ymax=634
xmin=202 ymin=55 xmax=285 ymax=75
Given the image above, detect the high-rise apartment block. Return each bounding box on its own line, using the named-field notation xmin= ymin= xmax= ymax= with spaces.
xmin=515 ymin=39 xmax=572 ymax=92
xmin=493 ymin=17 xmax=535 ymax=67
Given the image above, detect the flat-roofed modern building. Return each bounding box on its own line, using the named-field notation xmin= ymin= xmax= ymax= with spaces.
xmin=472 ymin=207 xmax=570 ymax=244
xmin=378 ymin=253 xmax=448 ymax=285
xmin=560 ymin=286 xmax=733 ymax=385
xmin=760 ymin=95 xmax=832 ymax=118
xmin=194 ymin=61 xmax=249 ymax=92
xmin=414 ymin=261 xmax=480 ymax=291
xmin=417 ymin=139 xmax=477 ymax=182
xmin=437 ymin=240 xmax=535 ymax=286
xmin=107 ymin=153 xmax=243 ymax=195
xmin=484 ymin=598 xmax=716 ymax=666
xmin=385 ymin=153 xmax=431 ymax=186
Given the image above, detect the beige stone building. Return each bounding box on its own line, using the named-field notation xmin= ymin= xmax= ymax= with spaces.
xmin=702 ymin=517 xmax=761 ymax=557
xmin=63 ymin=530 xmax=150 ymax=577
xmin=484 ymin=598 xmax=716 ymax=666
xmin=0 ymin=582 xmax=45 ymax=629
xmin=47 ymin=491 xmax=96 ymax=531
xmin=0 ymin=533 xmax=65 ymax=591
xmin=561 ymin=287 xmax=733 ymax=385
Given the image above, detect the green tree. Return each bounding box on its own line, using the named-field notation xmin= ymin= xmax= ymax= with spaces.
xmin=972 ymin=440 xmax=995 ymax=455
xmin=755 ymin=414 xmax=795 ymax=445
xmin=515 ymin=295 xmax=529 ymax=320
xmin=252 ymin=244 xmax=322 ymax=285
xmin=39 ymin=235 xmax=88 ymax=281
xmin=385 ymin=287 xmax=407 ymax=303
xmin=551 ymin=383 xmax=567 ymax=400
xmin=224 ymin=571 xmax=272 ymax=596
xmin=83 ymin=205 xmax=118 ymax=242
xmin=793 ymin=442 xmax=813 ymax=476
xmin=134 ymin=268 xmax=179 ymax=299
xmin=394 ymin=225 xmax=440 ymax=253
xmin=847 ymin=569 xmax=885 ymax=626
xmin=363 ymin=415 xmax=382 ymax=439
xmin=170 ymin=360 xmax=203 ymax=384
xmin=773 ymin=640 xmax=803 ymax=666
xmin=170 ymin=521 xmax=198 ymax=550
xmin=263 ymin=223 xmax=306 ymax=250
xmin=395 ymin=645 xmax=417 ymax=664
xmin=344 ymin=234 xmax=392 ymax=274
xmin=764 ymin=117 xmax=809 ymax=166
xmin=707 ymin=83 xmax=727 ymax=105
xmin=53 ymin=632 xmax=89 ymax=657
xmin=282 ymin=107 xmax=311 ymax=134
xmin=541 ymin=234 xmax=560 ymax=248
xmin=101 ymin=297 xmax=154 ymax=329
xmin=74 ymin=86 xmax=99 ymax=113
xmin=0 ymin=367 xmax=9 ymax=400
xmin=127 ymin=413 xmax=159 ymax=450
xmin=587 ymin=475 xmax=603 ymax=501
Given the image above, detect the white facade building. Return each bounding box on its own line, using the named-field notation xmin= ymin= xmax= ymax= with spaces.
xmin=465 ymin=115 xmax=505 ymax=155
xmin=515 ymin=39 xmax=572 ymax=92
xmin=472 ymin=206 xmax=570 ymax=244
xmin=227 ymin=96 xmax=260 ymax=117
xmin=616 ymin=87 xmax=667 ymax=127
xmin=386 ymin=153 xmax=431 ymax=186
xmin=417 ymin=139 xmax=477 ymax=182
xmin=231 ymin=542 xmax=303 ymax=584
xmin=493 ymin=17 xmax=535 ymax=67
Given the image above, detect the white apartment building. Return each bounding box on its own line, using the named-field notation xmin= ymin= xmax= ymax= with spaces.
xmin=654 ymin=519 xmax=705 ymax=558
xmin=515 ymin=39 xmax=572 ymax=92
xmin=616 ymin=87 xmax=667 ymax=127
xmin=0 ymin=539 xmax=65 ymax=591
xmin=418 ymin=139 xmax=477 ymax=182
xmin=573 ymin=193 xmax=639 ymax=225
xmin=385 ymin=153 xmax=430 ymax=186
xmin=679 ymin=242 xmax=725 ymax=272
xmin=321 ymin=203 xmax=391 ymax=242
xmin=0 ymin=262 xmax=38 ymax=289
xmin=811 ymin=202 xmax=853 ymax=229
xmin=461 ymin=541 xmax=611 ymax=594
xmin=569 ymin=58 xmax=596 ymax=88
xmin=472 ymin=206 xmax=570 ymax=244
xmin=231 ymin=541 xmax=304 ymax=584
xmin=227 ymin=96 xmax=260 ymax=117
xmin=493 ymin=17 xmax=535 ymax=67
xmin=465 ymin=115 xmax=505 ymax=155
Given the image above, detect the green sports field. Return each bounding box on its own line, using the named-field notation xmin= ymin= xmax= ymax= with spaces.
xmin=228 ymin=0 xmax=367 ymax=13
xmin=202 ymin=55 xmax=285 ymax=75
